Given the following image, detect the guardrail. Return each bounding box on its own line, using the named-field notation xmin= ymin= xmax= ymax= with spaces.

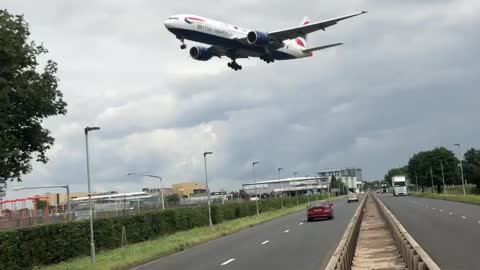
xmin=373 ymin=194 xmax=441 ymax=270
xmin=324 ymin=194 xmax=367 ymax=270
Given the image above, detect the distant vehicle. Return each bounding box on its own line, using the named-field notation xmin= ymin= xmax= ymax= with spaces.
xmin=164 ymin=12 xmax=367 ymax=70
xmin=376 ymin=189 xmax=381 ymax=193
xmin=360 ymin=191 xmax=365 ymax=195
xmin=347 ymin=193 xmax=360 ymax=203
xmin=393 ymin=176 xmax=408 ymax=196
xmin=307 ymin=201 xmax=334 ymax=221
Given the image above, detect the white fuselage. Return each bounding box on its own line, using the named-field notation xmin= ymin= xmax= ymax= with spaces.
xmin=164 ymin=14 xmax=310 ymax=60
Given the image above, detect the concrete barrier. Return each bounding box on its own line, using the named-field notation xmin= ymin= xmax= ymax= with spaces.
xmin=373 ymin=194 xmax=441 ymax=270
xmin=324 ymin=195 xmax=367 ymax=270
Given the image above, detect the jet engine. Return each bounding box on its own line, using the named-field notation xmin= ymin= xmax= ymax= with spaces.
xmin=246 ymin=31 xmax=270 ymax=46
xmin=189 ymin=46 xmax=213 ymax=61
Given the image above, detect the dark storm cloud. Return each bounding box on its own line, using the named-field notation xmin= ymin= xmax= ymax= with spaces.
xmin=2 ymin=0 xmax=479 ymax=197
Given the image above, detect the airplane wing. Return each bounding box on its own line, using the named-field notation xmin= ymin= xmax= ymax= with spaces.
xmin=303 ymin=43 xmax=343 ymax=53
xmin=268 ymin=11 xmax=367 ymax=42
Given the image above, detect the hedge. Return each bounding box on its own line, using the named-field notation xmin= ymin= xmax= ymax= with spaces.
xmin=0 ymin=194 xmax=325 ymax=269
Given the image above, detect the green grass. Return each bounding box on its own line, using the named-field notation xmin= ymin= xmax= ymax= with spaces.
xmin=412 ymin=192 xmax=480 ymax=205
xmin=37 ymin=203 xmax=310 ymax=270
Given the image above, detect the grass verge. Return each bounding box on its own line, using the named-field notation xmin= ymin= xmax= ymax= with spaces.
xmin=37 ymin=203 xmax=310 ymax=270
xmin=412 ymin=192 xmax=480 ymax=205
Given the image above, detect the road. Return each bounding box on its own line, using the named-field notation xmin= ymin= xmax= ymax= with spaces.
xmin=133 ymin=198 xmax=360 ymax=270
xmin=377 ymin=193 xmax=480 ymax=270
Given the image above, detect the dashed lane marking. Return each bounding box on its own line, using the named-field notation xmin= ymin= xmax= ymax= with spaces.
xmin=461 ymin=216 xmax=467 ymax=219
xmin=299 ymin=222 xmax=304 ymax=225
xmin=284 ymin=229 xmax=290 ymax=233
xmin=261 ymin=240 xmax=270 ymax=245
xmin=221 ymin=258 xmax=236 ymax=266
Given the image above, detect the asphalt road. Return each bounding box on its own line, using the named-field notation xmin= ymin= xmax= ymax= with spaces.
xmin=133 ymin=198 xmax=360 ymax=270
xmin=377 ymin=193 xmax=480 ymax=270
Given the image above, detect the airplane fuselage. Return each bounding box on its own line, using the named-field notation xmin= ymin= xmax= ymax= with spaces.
xmin=164 ymin=15 xmax=309 ymax=60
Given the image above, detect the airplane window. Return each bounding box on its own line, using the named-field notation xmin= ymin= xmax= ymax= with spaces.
xmin=169 ymin=17 xmax=179 ymax=20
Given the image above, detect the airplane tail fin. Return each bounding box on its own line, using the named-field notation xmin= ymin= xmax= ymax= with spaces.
xmin=300 ymin=16 xmax=310 ymax=40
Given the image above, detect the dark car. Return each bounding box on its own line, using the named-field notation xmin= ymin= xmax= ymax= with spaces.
xmin=307 ymin=201 xmax=334 ymax=222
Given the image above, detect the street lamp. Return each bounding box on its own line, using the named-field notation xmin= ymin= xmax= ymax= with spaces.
xmin=277 ymin=168 xmax=284 ymax=208
xmin=454 ymin=144 xmax=467 ymax=195
xmin=126 ymin=173 xmax=164 ymax=209
xmin=293 ymin=172 xmax=299 ymax=205
xmin=84 ymin=126 xmax=100 ymax=263
xmin=203 ymin=152 xmax=213 ymax=228
xmin=252 ymin=161 xmax=260 ymax=216
xmin=13 ymin=185 xmax=71 ymax=220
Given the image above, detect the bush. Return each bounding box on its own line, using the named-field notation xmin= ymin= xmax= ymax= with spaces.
xmin=0 ymin=195 xmax=325 ymax=269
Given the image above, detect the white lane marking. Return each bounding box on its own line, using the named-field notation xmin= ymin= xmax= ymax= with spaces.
xmin=449 ymin=212 xmax=453 ymax=215
xmin=461 ymin=216 xmax=467 ymax=219
xmin=440 ymin=209 xmax=444 ymax=212
xmin=478 ymin=221 xmax=480 ymax=224
xmin=221 ymin=258 xmax=236 ymax=266
xmin=299 ymin=222 xmax=304 ymax=225
xmin=426 ymin=205 xmax=429 ymax=208
xmin=284 ymin=229 xmax=290 ymax=233
xmin=432 ymin=208 xmax=436 ymax=210
xmin=261 ymin=240 xmax=270 ymax=245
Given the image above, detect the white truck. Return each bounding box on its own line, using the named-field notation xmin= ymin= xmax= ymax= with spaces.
xmin=392 ymin=176 xmax=408 ymax=196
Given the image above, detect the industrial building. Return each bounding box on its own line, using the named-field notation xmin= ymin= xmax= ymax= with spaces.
xmin=172 ymin=182 xmax=207 ymax=198
xmin=242 ymin=168 xmax=364 ymax=197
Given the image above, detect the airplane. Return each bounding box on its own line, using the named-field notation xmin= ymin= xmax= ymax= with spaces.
xmin=164 ymin=11 xmax=367 ymax=70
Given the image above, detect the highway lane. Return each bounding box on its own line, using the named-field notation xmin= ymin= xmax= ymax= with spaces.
xmin=133 ymin=198 xmax=360 ymax=270
xmin=377 ymin=193 xmax=480 ymax=270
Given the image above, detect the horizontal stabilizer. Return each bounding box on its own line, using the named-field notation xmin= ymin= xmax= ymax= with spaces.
xmin=303 ymin=43 xmax=343 ymax=53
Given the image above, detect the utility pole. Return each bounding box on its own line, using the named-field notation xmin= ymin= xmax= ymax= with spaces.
xmin=293 ymin=172 xmax=299 ymax=205
xmin=430 ymin=166 xmax=434 ymax=193
xmin=440 ymin=160 xmax=447 ymax=193
xmin=454 ymin=144 xmax=467 ymax=195
xmin=203 ymin=152 xmax=213 ymax=228
xmin=85 ymin=126 xmax=100 ymax=263
xmin=415 ymin=170 xmax=419 ymax=192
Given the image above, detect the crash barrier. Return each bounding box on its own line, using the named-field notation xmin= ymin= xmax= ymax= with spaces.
xmin=373 ymin=194 xmax=441 ymax=270
xmin=324 ymin=194 xmax=367 ymax=270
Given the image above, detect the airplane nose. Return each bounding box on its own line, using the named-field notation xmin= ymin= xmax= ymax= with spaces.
xmin=164 ymin=20 xmax=173 ymax=29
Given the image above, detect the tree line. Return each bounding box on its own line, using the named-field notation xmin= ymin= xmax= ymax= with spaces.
xmin=384 ymin=147 xmax=480 ymax=193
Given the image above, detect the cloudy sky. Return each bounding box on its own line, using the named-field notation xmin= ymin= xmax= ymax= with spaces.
xmin=3 ymin=0 xmax=479 ymax=199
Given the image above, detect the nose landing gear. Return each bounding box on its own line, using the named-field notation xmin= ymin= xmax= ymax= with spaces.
xmin=178 ymin=37 xmax=187 ymax=50
xmin=228 ymin=61 xmax=242 ymax=71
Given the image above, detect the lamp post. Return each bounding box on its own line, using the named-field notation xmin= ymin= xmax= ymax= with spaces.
xmin=277 ymin=167 xmax=284 ymax=208
xmin=126 ymin=173 xmax=164 ymax=209
xmin=454 ymin=144 xmax=467 ymax=195
xmin=13 ymin=185 xmax=71 ymax=220
xmin=293 ymin=172 xmax=299 ymax=205
xmin=415 ymin=170 xmax=419 ymax=192
xmin=85 ymin=126 xmax=100 ymax=263
xmin=253 ymin=162 xmax=260 ymax=216
xmin=204 ymin=152 xmax=213 ymax=228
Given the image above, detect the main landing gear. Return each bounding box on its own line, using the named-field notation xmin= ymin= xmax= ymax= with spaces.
xmin=228 ymin=61 xmax=242 ymax=71
xmin=260 ymin=55 xmax=275 ymax=64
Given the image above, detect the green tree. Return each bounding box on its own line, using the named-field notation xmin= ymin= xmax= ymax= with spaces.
xmin=384 ymin=166 xmax=407 ymax=187
xmin=407 ymin=147 xmax=459 ymax=192
xmin=0 ymin=10 xmax=67 ymax=186
xmin=463 ymin=148 xmax=480 ymax=190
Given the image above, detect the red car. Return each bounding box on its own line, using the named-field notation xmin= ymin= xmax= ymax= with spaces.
xmin=307 ymin=201 xmax=334 ymax=221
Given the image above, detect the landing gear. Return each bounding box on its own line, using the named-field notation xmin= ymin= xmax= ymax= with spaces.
xmin=260 ymin=55 xmax=275 ymax=64
xmin=228 ymin=61 xmax=242 ymax=71
xmin=179 ymin=37 xmax=187 ymax=50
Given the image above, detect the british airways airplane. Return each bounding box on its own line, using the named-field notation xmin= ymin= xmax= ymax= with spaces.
xmin=164 ymin=11 xmax=367 ymax=70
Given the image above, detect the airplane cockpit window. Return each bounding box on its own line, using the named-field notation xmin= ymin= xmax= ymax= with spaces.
xmin=169 ymin=17 xmax=179 ymax=20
